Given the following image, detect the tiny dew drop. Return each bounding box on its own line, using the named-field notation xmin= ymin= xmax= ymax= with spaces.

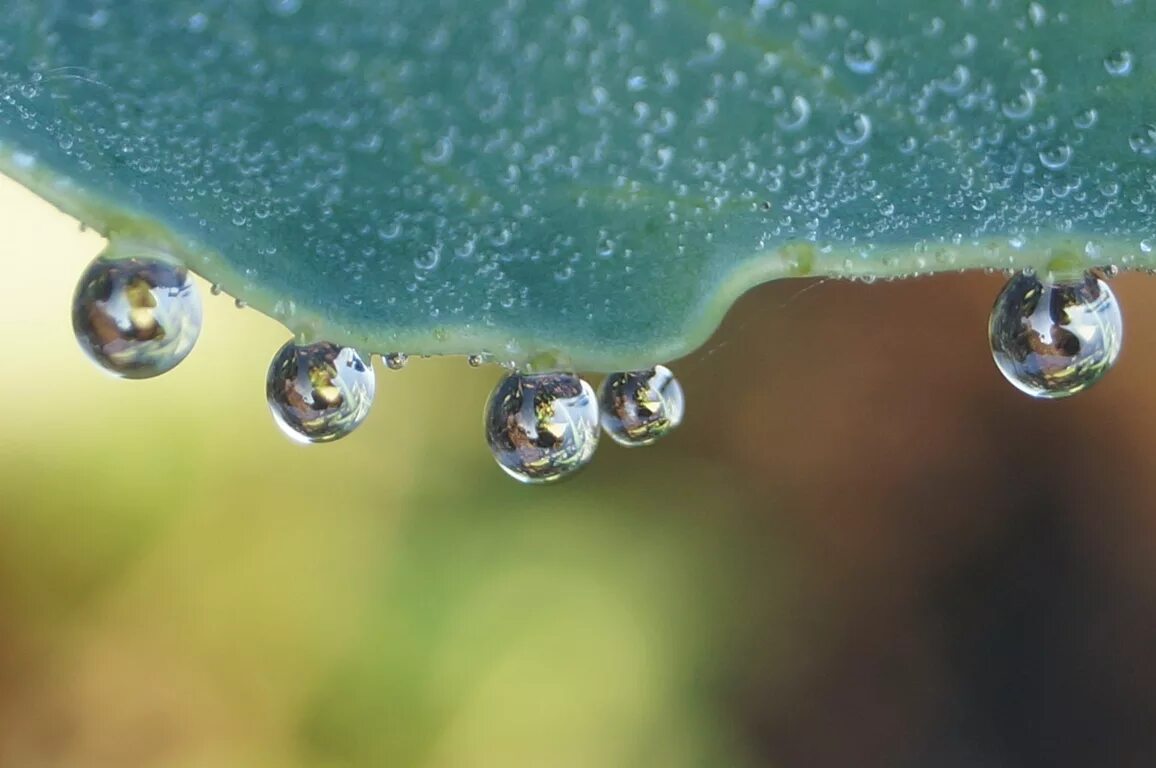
xmin=835 ymin=111 xmax=872 ymax=147
xmin=383 ymin=352 xmax=408 ymax=370
xmin=598 ymin=366 xmax=685 ymax=447
xmin=1129 ymin=124 xmax=1156 ymax=156
xmin=1104 ymin=48 xmax=1134 ymax=76
xmin=467 ymin=354 xmax=484 ymax=367
xmin=1039 ymin=144 xmax=1073 ymax=171
xmin=989 ymin=271 xmax=1123 ymax=399
xmin=484 ymin=372 xmax=600 ymax=484
xmin=72 ymin=254 xmax=202 ymax=379
xmin=266 ymin=341 xmax=375 ymax=443
xmin=842 ymin=31 xmax=883 ymax=75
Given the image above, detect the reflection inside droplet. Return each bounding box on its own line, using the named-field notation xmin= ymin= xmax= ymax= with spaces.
xmin=989 ymin=271 xmax=1123 ymax=399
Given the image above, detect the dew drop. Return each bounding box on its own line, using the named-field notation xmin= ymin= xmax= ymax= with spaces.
xmin=467 ymin=354 xmax=484 ymax=367
xmin=1104 ymin=48 xmax=1134 ymax=76
xmin=843 ymin=31 xmax=883 ymax=75
xmin=1129 ymin=124 xmax=1156 ymax=156
xmin=1038 ymin=143 xmax=1073 ymax=171
xmin=835 ymin=111 xmax=872 ymax=147
xmin=598 ymin=366 xmax=685 ymax=447
xmin=484 ymin=372 xmax=600 ymax=484
xmin=72 ymin=255 xmax=202 ymax=379
xmin=989 ymin=271 xmax=1123 ymax=399
xmin=266 ymin=341 xmax=375 ymax=443
xmin=383 ymin=352 xmax=408 ymax=370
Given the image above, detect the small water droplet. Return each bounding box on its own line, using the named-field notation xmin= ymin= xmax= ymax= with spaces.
xmin=1104 ymin=48 xmax=1134 ymax=76
xmin=72 ymin=255 xmax=202 ymax=379
xmin=775 ymin=95 xmax=811 ymax=132
xmin=1039 ymin=143 xmax=1073 ymax=171
xmin=266 ymin=341 xmax=375 ymax=443
xmin=383 ymin=352 xmax=408 ymax=370
xmin=989 ymin=271 xmax=1123 ymax=399
xmin=598 ymin=366 xmax=685 ymax=447
xmin=484 ymin=372 xmax=600 ymax=484
xmin=843 ymin=31 xmax=883 ymax=75
xmin=1073 ymin=108 xmax=1099 ymax=130
xmin=1129 ymin=124 xmax=1156 ymax=156
xmin=234 ymin=298 xmax=247 ymax=309
xmin=835 ymin=111 xmax=872 ymax=147
xmin=467 ymin=354 xmax=484 ymax=367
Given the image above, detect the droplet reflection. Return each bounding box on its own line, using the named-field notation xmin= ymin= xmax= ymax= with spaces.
xmin=266 ymin=340 xmax=375 ymax=443
xmin=484 ymin=372 xmax=600 ymax=483
xmin=989 ymin=271 xmax=1123 ymax=399
xmin=72 ymin=254 xmax=202 ymax=379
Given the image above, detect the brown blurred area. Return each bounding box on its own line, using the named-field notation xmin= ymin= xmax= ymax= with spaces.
xmin=680 ymin=273 xmax=1156 ymax=768
xmin=2 ymin=176 xmax=1156 ymax=767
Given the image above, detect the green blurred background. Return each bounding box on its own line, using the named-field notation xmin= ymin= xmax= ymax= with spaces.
xmin=2 ymin=176 xmax=1156 ymax=768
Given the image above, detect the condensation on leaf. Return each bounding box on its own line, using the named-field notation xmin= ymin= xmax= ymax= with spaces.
xmin=0 ymin=0 xmax=1155 ymax=370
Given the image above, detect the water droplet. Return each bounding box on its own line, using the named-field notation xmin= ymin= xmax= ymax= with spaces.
xmin=597 ymin=366 xmax=685 ymax=447
xmin=266 ymin=341 xmax=375 ymax=443
xmin=775 ymin=95 xmax=811 ymax=132
xmin=1039 ymin=143 xmax=1073 ymax=171
xmin=383 ymin=352 xmax=408 ymax=370
xmin=835 ymin=112 xmax=872 ymax=147
xmin=72 ymin=255 xmax=202 ymax=379
xmin=843 ymin=32 xmax=883 ymax=75
xmin=989 ymin=272 xmax=1123 ymax=399
xmin=1104 ymin=48 xmax=1134 ymax=77
xmin=1129 ymin=124 xmax=1156 ymax=156
xmin=467 ymin=354 xmax=484 ymax=367
xmin=484 ymin=372 xmax=600 ymax=484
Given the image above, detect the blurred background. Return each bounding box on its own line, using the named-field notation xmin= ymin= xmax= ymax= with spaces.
xmin=2 ymin=174 xmax=1156 ymax=768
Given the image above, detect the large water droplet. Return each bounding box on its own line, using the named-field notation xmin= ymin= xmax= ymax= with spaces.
xmin=484 ymin=372 xmax=600 ymax=484
xmin=266 ymin=341 xmax=375 ymax=443
xmin=989 ymin=272 xmax=1123 ymax=399
xmin=72 ymin=255 xmax=202 ymax=379
xmin=598 ymin=366 xmax=685 ymax=447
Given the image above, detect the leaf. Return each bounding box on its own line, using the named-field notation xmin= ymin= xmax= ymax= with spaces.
xmin=0 ymin=0 xmax=1153 ymax=370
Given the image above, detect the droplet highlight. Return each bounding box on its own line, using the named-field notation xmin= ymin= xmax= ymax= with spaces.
xmin=484 ymin=372 xmax=600 ymax=484
xmin=989 ymin=271 xmax=1123 ymax=399
xmin=72 ymin=254 xmax=202 ymax=379
xmin=266 ymin=341 xmax=375 ymax=443
xmin=598 ymin=366 xmax=685 ymax=447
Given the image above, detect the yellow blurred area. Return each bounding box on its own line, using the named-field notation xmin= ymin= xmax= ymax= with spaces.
xmin=9 ymin=175 xmax=1156 ymax=768
xmin=0 ymin=178 xmax=765 ymax=767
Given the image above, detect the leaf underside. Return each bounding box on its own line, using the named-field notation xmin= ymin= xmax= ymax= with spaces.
xmin=0 ymin=0 xmax=1154 ymax=370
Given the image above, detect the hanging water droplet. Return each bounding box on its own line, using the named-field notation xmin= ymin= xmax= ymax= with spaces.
xmin=598 ymin=366 xmax=685 ymax=447
xmin=1104 ymin=48 xmax=1134 ymax=77
xmin=989 ymin=271 xmax=1123 ymax=399
xmin=383 ymin=352 xmax=408 ymax=370
xmin=467 ymin=354 xmax=484 ymax=367
xmin=484 ymin=372 xmax=600 ymax=484
xmin=266 ymin=340 xmax=375 ymax=443
xmin=72 ymin=255 xmax=202 ymax=379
